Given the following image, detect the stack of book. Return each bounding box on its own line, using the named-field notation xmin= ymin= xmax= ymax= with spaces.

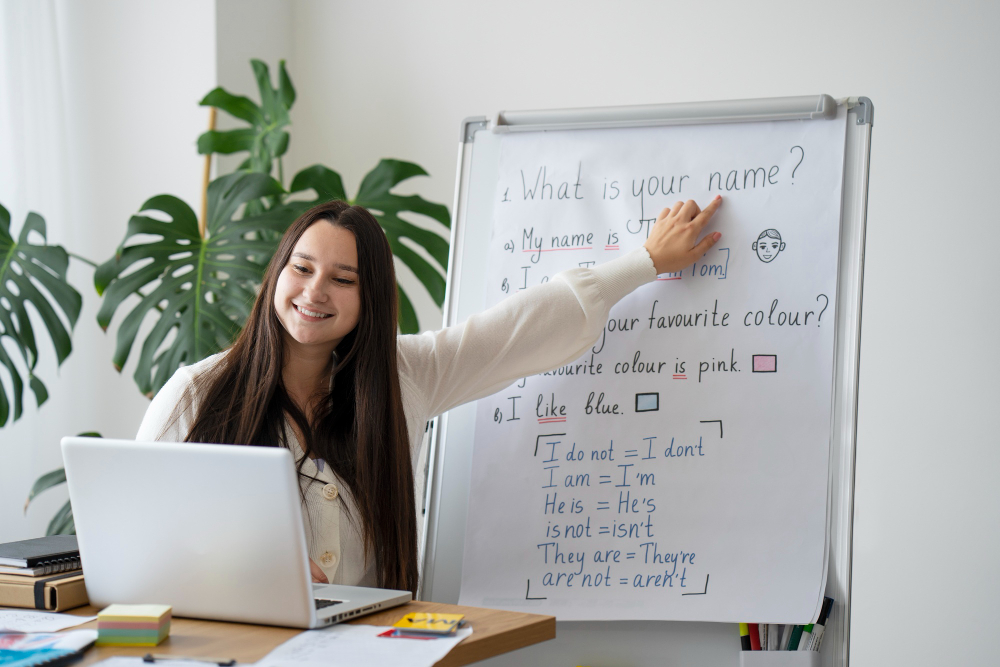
xmin=0 ymin=535 xmax=88 ymax=612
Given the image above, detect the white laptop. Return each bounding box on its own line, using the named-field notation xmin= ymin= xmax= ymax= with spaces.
xmin=61 ymin=437 xmax=411 ymax=628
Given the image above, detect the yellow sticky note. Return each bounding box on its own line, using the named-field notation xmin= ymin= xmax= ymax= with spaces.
xmin=97 ymin=603 xmax=172 ymax=622
xmin=393 ymin=612 xmax=464 ymax=634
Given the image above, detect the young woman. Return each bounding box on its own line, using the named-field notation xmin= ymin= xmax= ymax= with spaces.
xmin=136 ymin=196 xmax=723 ymax=596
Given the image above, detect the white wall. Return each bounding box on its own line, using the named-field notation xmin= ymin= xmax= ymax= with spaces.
xmin=285 ymin=1 xmax=999 ymax=665
xmin=0 ymin=0 xmax=216 ymax=538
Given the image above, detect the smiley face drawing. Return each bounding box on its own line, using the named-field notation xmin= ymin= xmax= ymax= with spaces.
xmin=752 ymin=229 xmax=786 ymax=263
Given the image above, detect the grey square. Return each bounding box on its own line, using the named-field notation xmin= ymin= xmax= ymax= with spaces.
xmin=635 ymin=393 xmax=659 ymax=412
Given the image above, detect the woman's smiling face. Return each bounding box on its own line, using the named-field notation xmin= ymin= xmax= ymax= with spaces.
xmin=273 ymin=221 xmax=361 ymax=354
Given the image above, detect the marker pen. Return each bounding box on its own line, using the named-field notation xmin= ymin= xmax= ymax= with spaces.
xmin=778 ymin=624 xmax=792 ymax=651
xmin=739 ymin=623 xmax=751 ymax=651
xmin=768 ymin=624 xmax=781 ymax=650
xmin=786 ymin=625 xmax=803 ymax=651
xmin=808 ymin=597 xmax=835 ymax=651
xmin=797 ymin=624 xmax=814 ymax=650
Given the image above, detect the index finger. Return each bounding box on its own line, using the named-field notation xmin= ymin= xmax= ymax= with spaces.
xmin=692 ymin=195 xmax=723 ymax=227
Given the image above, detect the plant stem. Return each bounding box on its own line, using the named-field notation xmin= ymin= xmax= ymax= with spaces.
xmin=68 ymin=252 xmax=97 ymax=268
xmin=199 ymin=107 xmax=217 ymax=239
xmin=278 ymin=156 xmax=284 ymax=188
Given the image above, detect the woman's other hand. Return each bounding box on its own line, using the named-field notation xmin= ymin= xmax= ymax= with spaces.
xmin=310 ymin=558 xmax=329 ymax=584
xmin=642 ymin=196 xmax=723 ymax=275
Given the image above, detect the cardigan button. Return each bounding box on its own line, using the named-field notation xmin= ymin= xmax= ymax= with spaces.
xmin=320 ymin=551 xmax=337 ymax=567
xmin=322 ymin=484 xmax=339 ymax=500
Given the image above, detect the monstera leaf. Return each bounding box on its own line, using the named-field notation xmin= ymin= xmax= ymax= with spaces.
xmin=197 ymin=59 xmax=294 ymax=176
xmin=24 ymin=467 xmax=72 ymax=535
xmin=95 ymin=172 xmax=292 ymax=396
xmin=0 ymin=204 xmax=82 ymax=426
xmin=288 ymin=160 xmax=450 ymax=333
xmin=24 ymin=432 xmax=100 ymax=535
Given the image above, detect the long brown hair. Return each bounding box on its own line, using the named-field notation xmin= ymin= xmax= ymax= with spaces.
xmin=183 ymin=201 xmax=417 ymax=594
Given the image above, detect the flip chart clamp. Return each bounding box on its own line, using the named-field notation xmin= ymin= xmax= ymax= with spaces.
xmin=490 ymin=94 xmax=838 ymax=133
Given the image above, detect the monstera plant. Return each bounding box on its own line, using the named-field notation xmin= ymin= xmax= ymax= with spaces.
xmin=96 ymin=59 xmax=450 ymax=397
xmin=0 ymin=204 xmax=82 ymax=426
xmin=17 ymin=59 xmax=449 ymax=535
xmin=198 ymin=60 xmax=294 ymax=185
xmin=22 ymin=432 xmax=100 ymax=535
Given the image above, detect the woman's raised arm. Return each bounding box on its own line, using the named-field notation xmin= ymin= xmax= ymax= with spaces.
xmin=397 ymin=196 xmax=723 ymax=420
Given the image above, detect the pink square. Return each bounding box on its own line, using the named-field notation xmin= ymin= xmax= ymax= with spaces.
xmin=752 ymin=355 xmax=777 ymax=373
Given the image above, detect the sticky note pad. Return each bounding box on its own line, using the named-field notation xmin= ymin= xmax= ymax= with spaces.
xmin=97 ymin=604 xmax=172 ymax=646
xmin=393 ymin=612 xmax=464 ymax=635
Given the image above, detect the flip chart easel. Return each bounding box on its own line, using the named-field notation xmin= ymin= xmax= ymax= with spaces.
xmin=419 ymin=95 xmax=873 ymax=666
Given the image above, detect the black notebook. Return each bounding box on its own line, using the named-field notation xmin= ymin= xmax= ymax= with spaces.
xmin=0 ymin=535 xmax=79 ymax=567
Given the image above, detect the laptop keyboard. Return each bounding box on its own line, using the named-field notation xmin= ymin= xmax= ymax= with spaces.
xmin=315 ymin=598 xmax=343 ymax=610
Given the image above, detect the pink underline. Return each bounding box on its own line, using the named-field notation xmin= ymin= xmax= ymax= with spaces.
xmin=523 ymin=247 xmax=593 ymax=252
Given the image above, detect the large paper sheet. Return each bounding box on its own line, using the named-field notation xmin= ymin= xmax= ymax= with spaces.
xmin=458 ymin=109 xmax=847 ymax=622
xmin=0 ymin=609 xmax=96 ymax=632
xmin=252 ymin=625 xmax=471 ymax=667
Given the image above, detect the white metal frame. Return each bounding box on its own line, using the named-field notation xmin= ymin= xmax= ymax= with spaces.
xmin=420 ymin=95 xmax=872 ymax=667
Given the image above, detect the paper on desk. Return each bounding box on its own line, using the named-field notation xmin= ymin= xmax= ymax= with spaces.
xmin=0 ymin=609 xmax=96 ymax=632
xmin=0 ymin=629 xmax=98 ymax=667
xmin=253 ymin=625 xmax=472 ymax=667
xmin=0 ymin=630 xmax=98 ymax=650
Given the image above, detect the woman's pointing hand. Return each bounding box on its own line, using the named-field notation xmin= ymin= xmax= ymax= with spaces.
xmin=642 ymin=195 xmax=723 ymax=275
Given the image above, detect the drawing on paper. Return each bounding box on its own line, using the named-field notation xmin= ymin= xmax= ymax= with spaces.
xmin=752 ymin=355 xmax=778 ymax=373
xmin=635 ymin=393 xmax=659 ymax=412
xmin=752 ymin=229 xmax=786 ymax=263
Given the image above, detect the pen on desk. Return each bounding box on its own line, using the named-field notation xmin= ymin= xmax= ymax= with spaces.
xmin=143 ymin=654 xmax=235 ymax=666
xmin=808 ymin=597 xmax=835 ymax=651
xmin=748 ymin=623 xmax=761 ymax=651
xmin=739 ymin=623 xmax=751 ymax=651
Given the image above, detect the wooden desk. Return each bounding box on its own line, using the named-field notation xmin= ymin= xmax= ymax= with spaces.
xmin=67 ymin=601 xmax=554 ymax=667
